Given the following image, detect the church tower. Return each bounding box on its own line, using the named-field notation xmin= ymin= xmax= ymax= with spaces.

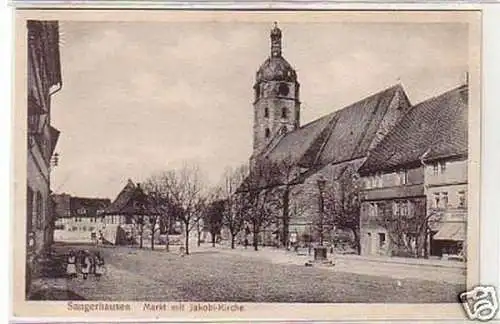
xmin=252 ymin=23 xmax=301 ymax=155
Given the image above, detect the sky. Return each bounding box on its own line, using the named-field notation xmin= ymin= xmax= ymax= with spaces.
xmin=50 ymin=20 xmax=469 ymax=199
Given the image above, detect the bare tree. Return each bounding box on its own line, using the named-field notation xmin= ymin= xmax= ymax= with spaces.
xmin=375 ymin=200 xmax=441 ymax=258
xmin=321 ymin=165 xmax=362 ymax=254
xmin=195 ymin=211 xmax=206 ymax=247
xmin=160 ymin=164 xmax=206 ymax=255
xmin=219 ymin=165 xmax=248 ymax=249
xmin=205 ymin=197 xmax=225 ymax=247
xmin=143 ymin=178 xmax=171 ymax=251
xmin=239 ymin=159 xmax=278 ymax=251
xmin=136 ymin=215 xmax=146 ymax=249
xmin=269 ymin=154 xmax=298 ymax=249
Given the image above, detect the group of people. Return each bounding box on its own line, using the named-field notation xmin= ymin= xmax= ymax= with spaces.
xmin=66 ymin=249 xmax=106 ymax=280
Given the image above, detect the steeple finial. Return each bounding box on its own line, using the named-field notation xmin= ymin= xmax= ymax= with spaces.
xmin=270 ymin=22 xmax=282 ymax=57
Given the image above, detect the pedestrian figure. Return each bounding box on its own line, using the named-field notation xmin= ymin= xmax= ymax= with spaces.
xmin=89 ymin=252 xmax=97 ymax=276
xmin=94 ymin=252 xmax=106 ymax=279
xmin=98 ymin=230 xmax=104 ymax=245
xmin=66 ymin=250 xmax=77 ymax=279
xmin=81 ymin=251 xmax=91 ymax=280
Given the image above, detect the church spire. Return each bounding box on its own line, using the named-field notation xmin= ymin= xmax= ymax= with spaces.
xmin=270 ymin=21 xmax=282 ymax=58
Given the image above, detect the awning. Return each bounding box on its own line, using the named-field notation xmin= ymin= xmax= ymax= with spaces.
xmin=433 ymin=222 xmax=466 ymax=241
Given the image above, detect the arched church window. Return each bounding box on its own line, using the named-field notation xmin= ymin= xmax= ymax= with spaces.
xmin=281 ymin=107 xmax=288 ymax=118
xmin=264 ymin=107 xmax=269 ymax=118
xmin=265 ymin=128 xmax=270 ymax=138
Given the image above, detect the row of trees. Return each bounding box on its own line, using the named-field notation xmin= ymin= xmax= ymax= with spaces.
xmin=133 ymin=155 xmax=365 ymax=255
xmin=132 ymin=157 xmax=439 ymax=258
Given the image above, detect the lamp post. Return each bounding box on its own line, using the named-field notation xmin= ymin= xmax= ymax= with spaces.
xmin=317 ymin=176 xmax=326 ymax=247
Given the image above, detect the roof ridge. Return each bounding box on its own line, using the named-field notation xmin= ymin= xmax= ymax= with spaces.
xmin=412 ymin=84 xmax=468 ymax=107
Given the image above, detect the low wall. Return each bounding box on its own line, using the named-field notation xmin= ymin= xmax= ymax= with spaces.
xmin=53 ymin=230 xmax=94 ymax=244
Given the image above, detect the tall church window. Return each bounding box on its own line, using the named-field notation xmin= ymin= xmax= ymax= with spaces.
xmin=264 ymin=107 xmax=269 ymax=118
xmin=265 ymin=128 xmax=270 ymax=138
xmin=281 ymin=107 xmax=288 ymax=118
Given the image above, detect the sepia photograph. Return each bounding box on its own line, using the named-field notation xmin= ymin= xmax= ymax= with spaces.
xmin=14 ymin=9 xmax=481 ymax=319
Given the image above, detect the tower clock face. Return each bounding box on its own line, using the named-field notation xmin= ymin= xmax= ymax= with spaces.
xmin=278 ymin=83 xmax=290 ymax=96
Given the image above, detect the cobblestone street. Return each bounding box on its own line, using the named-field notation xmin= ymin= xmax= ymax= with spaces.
xmin=31 ymin=243 xmax=465 ymax=303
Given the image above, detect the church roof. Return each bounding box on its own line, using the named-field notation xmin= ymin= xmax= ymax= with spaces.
xmin=256 ymin=56 xmax=297 ymax=83
xmin=359 ymin=84 xmax=468 ymax=174
xmin=261 ymin=84 xmax=411 ymax=171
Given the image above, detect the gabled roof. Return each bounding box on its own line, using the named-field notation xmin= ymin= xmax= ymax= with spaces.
xmin=262 ymin=84 xmax=411 ymax=170
xmin=359 ymin=84 xmax=468 ymax=174
xmin=102 ymin=179 xmax=155 ymax=216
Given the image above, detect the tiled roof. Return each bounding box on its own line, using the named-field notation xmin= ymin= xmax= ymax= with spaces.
xmin=359 ymin=84 xmax=468 ymax=174
xmin=102 ymin=179 xmax=154 ymax=216
xmin=263 ymin=84 xmax=411 ymax=170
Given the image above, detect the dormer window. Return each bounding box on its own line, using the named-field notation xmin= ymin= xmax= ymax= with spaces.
xmin=264 ymin=107 xmax=269 ymax=118
xmin=265 ymin=128 xmax=270 ymax=138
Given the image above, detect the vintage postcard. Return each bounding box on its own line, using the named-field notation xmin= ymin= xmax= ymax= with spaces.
xmin=13 ymin=9 xmax=482 ymax=321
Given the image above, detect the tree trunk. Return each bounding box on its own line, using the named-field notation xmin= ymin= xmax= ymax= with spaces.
xmin=184 ymin=225 xmax=190 ymax=255
xmin=423 ymin=229 xmax=429 ymax=258
xmin=165 ymin=232 xmax=170 ymax=252
xmin=212 ymin=231 xmax=216 ymax=247
xmin=253 ymin=229 xmax=259 ymax=251
xmin=352 ymin=228 xmax=361 ymax=255
xmin=282 ymin=187 xmax=290 ymax=249
xmin=197 ymin=231 xmax=201 ymax=247
xmin=151 ymin=226 xmax=155 ymax=251
xmin=139 ymin=223 xmax=144 ymax=249
xmin=231 ymin=233 xmax=235 ymax=249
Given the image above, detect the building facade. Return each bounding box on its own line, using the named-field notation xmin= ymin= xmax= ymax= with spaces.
xmin=424 ymin=157 xmax=467 ymax=258
xmin=26 ymin=20 xmax=62 ymax=291
xmin=358 ymin=84 xmax=468 ymax=258
xmin=359 ymin=166 xmax=426 ymax=257
xmin=53 ymin=194 xmax=111 ymax=240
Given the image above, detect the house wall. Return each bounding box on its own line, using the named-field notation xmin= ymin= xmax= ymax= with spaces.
xmin=425 ymin=159 xmax=467 ymax=188
xmin=425 ymin=158 xmax=467 ymax=257
xmin=425 ymin=159 xmax=467 ymax=221
xmin=26 ymin=22 xmax=61 ymax=295
xmin=27 ymin=145 xmax=50 ymax=258
xmin=360 ymin=166 xmax=426 ymax=257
